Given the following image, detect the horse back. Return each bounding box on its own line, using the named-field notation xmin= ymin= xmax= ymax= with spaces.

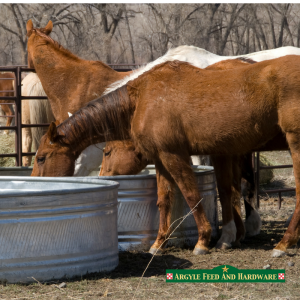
xmin=130 ymin=58 xmax=297 ymax=156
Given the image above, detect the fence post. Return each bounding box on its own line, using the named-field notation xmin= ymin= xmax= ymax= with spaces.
xmin=15 ymin=67 xmax=22 ymax=166
xmin=255 ymin=152 xmax=260 ymax=208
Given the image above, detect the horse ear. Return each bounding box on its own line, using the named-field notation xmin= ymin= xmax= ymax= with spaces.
xmin=55 ymin=120 xmax=60 ymax=126
xmin=47 ymin=122 xmax=58 ymax=142
xmin=26 ymin=19 xmax=33 ymax=34
xmin=44 ymin=20 xmax=53 ymax=35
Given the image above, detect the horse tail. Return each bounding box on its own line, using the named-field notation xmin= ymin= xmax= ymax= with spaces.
xmin=22 ymin=73 xmax=55 ymax=150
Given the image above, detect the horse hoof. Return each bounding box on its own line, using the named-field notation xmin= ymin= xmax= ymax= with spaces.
xmin=3 ymin=130 xmax=9 ymax=135
xmin=193 ymin=247 xmax=209 ymax=255
xmin=149 ymin=247 xmax=162 ymax=255
xmin=232 ymin=240 xmax=241 ymax=248
xmin=245 ymin=209 xmax=262 ymax=236
xmin=215 ymin=242 xmax=231 ymax=250
xmin=272 ymin=249 xmax=286 ymax=257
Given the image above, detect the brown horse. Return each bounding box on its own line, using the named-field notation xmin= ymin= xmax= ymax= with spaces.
xmin=99 ymin=57 xmax=261 ymax=242
xmin=26 ymin=20 xmax=132 ymax=123
xmin=99 ymin=140 xmax=149 ymax=176
xmin=0 ymin=73 xmax=15 ymax=134
xmin=32 ymin=57 xmax=300 ymax=257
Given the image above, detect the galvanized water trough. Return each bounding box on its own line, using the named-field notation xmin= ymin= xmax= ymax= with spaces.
xmin=0 ymin=166 xmax=218 ymax=253
xmin=98 ymin=165 xmax=218 ymax=251
xmin=0 ymin=176 xmax=119 ymax=283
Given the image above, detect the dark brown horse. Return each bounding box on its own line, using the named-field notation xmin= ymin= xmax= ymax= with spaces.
xmin=32 ymin=57 xmax=300 ymax=257
xmin=0 ymin=73 xmax=15 ymax=134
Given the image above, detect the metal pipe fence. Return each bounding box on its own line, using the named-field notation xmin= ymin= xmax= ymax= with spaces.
xmin=253 ymin=152 xmax=295 ymax=209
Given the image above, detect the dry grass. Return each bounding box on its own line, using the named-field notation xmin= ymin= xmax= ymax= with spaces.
xmin=0 ymin=132 xmax=15 ymax=167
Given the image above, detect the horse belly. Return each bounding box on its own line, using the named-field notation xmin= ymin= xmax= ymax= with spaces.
xmin=185 ymin=104 xmax=279 ymax=156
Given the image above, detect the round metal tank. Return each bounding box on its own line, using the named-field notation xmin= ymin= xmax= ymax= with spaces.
xmin=0 ymin=177 xmax=119 ymax=283
xmin=98 ymin=165 xmax=218 ymax=251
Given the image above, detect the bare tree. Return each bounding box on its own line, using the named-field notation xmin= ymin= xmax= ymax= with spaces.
xmin=0 ymin=4 xmax=80 ymax=65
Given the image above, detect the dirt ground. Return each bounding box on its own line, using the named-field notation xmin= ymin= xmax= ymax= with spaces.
xmin=0 ymin=137 xmax=298 ymax=299
xmin=0 ymin=195 xmax=298 ymax=300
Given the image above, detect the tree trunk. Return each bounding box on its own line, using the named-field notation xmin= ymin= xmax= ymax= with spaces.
xmin=124 ymin=8 xmax=135 ymax=63
xmin=103 ymin=36 xmax=112 ymax=64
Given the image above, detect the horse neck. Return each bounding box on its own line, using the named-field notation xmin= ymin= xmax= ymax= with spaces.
xmin=57 ymin=85 xmax=134 ymax=158
xmin=31 ymin=42 xmax=127 ymax=121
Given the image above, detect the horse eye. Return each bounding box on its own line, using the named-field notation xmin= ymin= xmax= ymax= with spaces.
xmin=37 ymin=157 xmax=45 ymax=164
xmin=104 ymin=150 xmax=111 ymax=157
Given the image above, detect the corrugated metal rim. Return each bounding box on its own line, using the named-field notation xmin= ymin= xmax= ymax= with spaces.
xmin=0 ymin=177 xmax=119 ymax=197
xmin=100 ymin=165 xmax=215 ymax=180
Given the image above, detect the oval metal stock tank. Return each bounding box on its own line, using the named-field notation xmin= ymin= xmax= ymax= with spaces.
xmin=99 ymin=165 xmax=218 ymax=251
xmin=0 ymin=177 xmax=119 ymax=283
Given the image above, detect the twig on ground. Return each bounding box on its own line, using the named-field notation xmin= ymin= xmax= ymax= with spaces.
xmin=131 ymin=198 xmax=203 ymax=300
xmin=30 ymin=277 xmax=42 ymax=286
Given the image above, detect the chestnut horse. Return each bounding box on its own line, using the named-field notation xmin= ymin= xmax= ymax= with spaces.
xmin=32 ymin=56 xmax=300 ymax=257
xmin=99 ymin=58 xmax=262 ymax=240
xmin=26 ymin=20 xmax=133 ymax=123
xmin=0 ymin=73 xmax=15 ymax=134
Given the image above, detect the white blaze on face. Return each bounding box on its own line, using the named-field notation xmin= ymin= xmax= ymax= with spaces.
xmin=68 ymin=112 xmax=72 ymax=117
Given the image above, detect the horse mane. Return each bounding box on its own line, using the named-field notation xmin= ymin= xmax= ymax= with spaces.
xmin=237 ymin=57 xmax=257 ymax=64
xmin=28 ymin=28 xmax=118 ymax=69
xmin=28 ymin=28 xmax=81 ymax=61
xmin=57 ymin=85 xmax=133 ymax=152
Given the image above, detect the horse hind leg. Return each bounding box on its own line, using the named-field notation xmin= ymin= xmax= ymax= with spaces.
xmin=211 ymin=155 xmax=239 ymax=249
xmin=231 ymin=156 xmax=246 ymax=245
xmin=273 ymin=131 xmax=300 ymax=257
xmin=149 ymin=161 xmax=176 ymax=254
xmin=158 ymin=151 xmax=211 ymax=255
xmin=241 ymin=153 xmax=262 ymax=236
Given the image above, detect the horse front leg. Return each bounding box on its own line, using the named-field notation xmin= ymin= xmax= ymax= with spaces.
xmin=22 ymin=100 xmax=33 ymax=166
xmin=2 ymin=104 xmax=13 ymax=135
xmin=157 ymin=152 xmax=211 ymax=255
xmin=273 ymin=132 xmax=300 ymax=257
xmin=149 ymin=161 xmax=176 ymax=254
xmin=22 ymin=127 xmax=33 ymax=166
xmin=211 ymin=155 xmax=238 ymax=249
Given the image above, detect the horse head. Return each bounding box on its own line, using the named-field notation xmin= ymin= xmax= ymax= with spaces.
xmin=31 ymin=121 xmax=76 ymax=177
xmin=99 ymin=140 xmax=148 ymax=176
xmin=26 ymin=19 xmax=53 ymax=69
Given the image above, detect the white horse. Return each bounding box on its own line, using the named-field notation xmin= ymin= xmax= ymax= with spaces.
xmin=22 ymin=73 xmax=55 ymax=166
xmin=21 ymin=77 xmax=103 ymax=176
